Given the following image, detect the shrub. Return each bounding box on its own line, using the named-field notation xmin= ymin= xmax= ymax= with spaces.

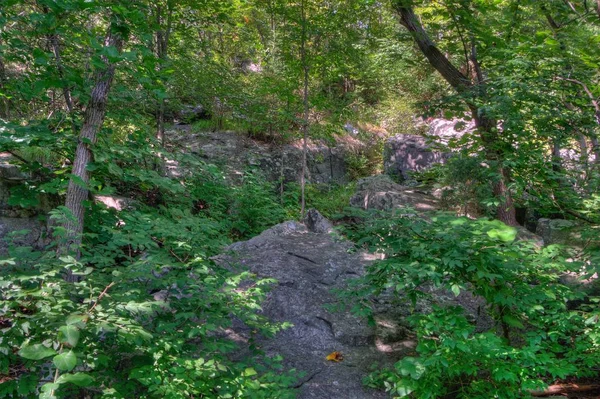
xmin=343 ymin=211 xmax=600 ymax=398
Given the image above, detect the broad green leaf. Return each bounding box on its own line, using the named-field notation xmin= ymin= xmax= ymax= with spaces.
xmin=39 ymin=383 xmax=59 ymax=399
xmin=53 ymin=350 xmax=77 ymax=371
xmin=487 ymin=226 xmax=517 ymax=242
xmin=58 ymin=325 xmax=80 ymax=347
xmin=243 ymin=367 xmax=258 ymax=377
xmin=450 ymin=284 xmax=460 ymax=297
xmin=18 ymin=344 xmax=57 ymax=360
xmin=66 ymin=314 xmax=88 ymax=327
xmin=56 ymin=372 xmax=95 ymax=387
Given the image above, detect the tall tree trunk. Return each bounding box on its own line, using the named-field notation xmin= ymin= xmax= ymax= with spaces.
xmin=48 ymin=34 xmax=74 ymax=114
xmin=0 ymin=35 xmax=9 ymax=119
xmin=62 ymin=29 xmax=123 ymax=259
xmin=392 ymin=2 xmax=518 ymax=225
xmin=0 ymin=54 xmax=8 ymax=119
xmin=154 ymin=1 xmax=173 ymax=146
xmin=300 ymin=0 xmax=309 ymax=219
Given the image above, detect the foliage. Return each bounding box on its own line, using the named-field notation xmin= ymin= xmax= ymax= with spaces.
xmin=343 ymin=211 xmax=600 ymax=398
xmin=429 ymin=155 xmax=496 ymax=218
xmin=0 ymin=173 xmax=298 ymax=399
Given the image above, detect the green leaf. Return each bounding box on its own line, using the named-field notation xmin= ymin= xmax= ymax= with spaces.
xmin=18 ymin=344 xmax=57 ymax=360
xmin=243 ymin=367 xmax=257 ymax=377
xmin=56 ymin=372 xmax=95 ymax=387
xmin=66 ymin=314 xmax=88 ymax=327
xmin=39 ymin=383 xmax=59 ymax=399
xmin=58 ymin=325 xmax=80 ymax=347
xmin=53 ymin=350 xmax=77 ymax=371
xmin=450 ymin=284 xmax=461 ymax=297
xmin=502 ymin=314 xmax=524 ymax=329
xmin=487 ymin=226 xmax=517 ymax=242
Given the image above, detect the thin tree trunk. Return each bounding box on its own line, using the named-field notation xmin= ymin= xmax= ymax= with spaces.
xmin=62 ymin=29 xmax=123 ymax=261
xmin=0 ymin=54 xmax=8 ymax=119
xmin=0 ymin=35 xmax=9 ymax=119
xmin=559 ymin=77 xmax=600 ymax=163
xmin=48 ymin=35 xmax=74 ymax=114
xmin=578 ymin=133 xmax=589 ymax=162
xmin=392 ymin=3 xmax=518 ymax=225
xmin=153 ymin=1 xmax=173 ymax=147
xmin=300 ymin=0 xmax=309 ymax=219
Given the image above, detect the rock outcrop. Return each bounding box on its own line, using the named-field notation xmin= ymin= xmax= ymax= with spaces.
xmin=384 ymin=118 xmax=474 ymax=181
xmin=536 ymin=218 xmax=586 ymax=247
xmin=0 ymin=161 xmax=54 ymax=255
xmin=215 ymin=215 xmax=407 ymax=398
xmin=349 ymin=175 xmax=439 ymax=212
xmin=167 ymin=130 xmax=356 ymax=184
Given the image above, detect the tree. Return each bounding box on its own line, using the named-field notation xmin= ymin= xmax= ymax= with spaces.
xmin=391 ymin=1 xmax=518 ymax=225
xmin=62 ymin=25 xmax=125 ymax=258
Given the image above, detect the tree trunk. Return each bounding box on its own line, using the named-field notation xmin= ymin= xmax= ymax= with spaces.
xmin=300 ymin=0 xmax=309 ymax=219
xmin=62 ymin=29 xmax=123 ymax=259
xmin=0 ymin=35 xmax=9 ymax=119
xmin=0 ymin=54 xmax=8 ymax=119
xmin=392 ymin=2 xmax=518 ymax=225
xmin=154 ymin=2 xmax=173 ymax=146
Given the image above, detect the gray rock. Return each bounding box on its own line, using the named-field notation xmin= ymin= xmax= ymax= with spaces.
xmin=303 ymin=209 xmax=333 ymax=234
xmin=515 ymin=227 xmax=544 ymax=247
xmin=176 ymin=104 xmax=209 ymax=123
xmin=384 ymin=134 xmax=449 ymax=180
xmin=215 ymin=222 xmax=400 ymax=398
xmin=384 ymin=118 xmax=473 ymax=180
xmin=0 ymin=164 xmax=28 ymax=181
xmin=536 ymin=218 xmax=584 ymax=246
xmin=0 ymin=160 xmax=58 ymax=255
xmin=349 ymin=175 xmax=439 ymax=212
xmin=167 ymin=131 xmax=354 ymax=184
xmin=0 ymin=216 xmax=47 ymax=254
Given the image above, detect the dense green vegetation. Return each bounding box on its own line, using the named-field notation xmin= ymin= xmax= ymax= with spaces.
xmin=1 ymin=0 xmax=600 ymax=398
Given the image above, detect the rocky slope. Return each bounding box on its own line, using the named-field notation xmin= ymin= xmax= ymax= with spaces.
xmin=214 ymin=214 xmax=410 ymax=398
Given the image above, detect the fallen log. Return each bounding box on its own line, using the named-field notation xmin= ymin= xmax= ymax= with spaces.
xmin=530 ymin=383 xmax=600 ymax=397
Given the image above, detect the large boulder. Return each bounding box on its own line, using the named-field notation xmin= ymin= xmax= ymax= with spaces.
xmin=535 ymin=218 xmax=586 ymax=246
xmin=215 ymin=214 xmax=496 ymax=396
xmin=350 ymin=175 xmax=439 ymax=212
xmin=215 ymin=219 xmax=406 ymax=398
xmin=0 ymin=217 xmax=47 ymax=254
xmin=0 ymin=160 xmax=54 ymax=255
xmin=384 ymin=118 xmax=474 ymax=180
xmin=168 ymin=131 xmax=353 ymax=184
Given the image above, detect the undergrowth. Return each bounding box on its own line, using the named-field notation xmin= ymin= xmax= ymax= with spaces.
xmin=0 ymin=135 xmax=301 ymax=398
xmin=341 ymin=210 xmax=600 ymax=399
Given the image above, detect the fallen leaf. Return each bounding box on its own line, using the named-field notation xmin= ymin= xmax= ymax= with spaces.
xmin=326 ymin=351 xmax=344 ymax=362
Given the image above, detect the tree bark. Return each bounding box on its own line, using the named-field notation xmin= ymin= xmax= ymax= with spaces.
xmin=391 ymin=1 xmax=518 ymax=225
xmin=0 ymin=54 xmax=8 ymax=119
xmin=62 ymin=29 xmax=123 ymax=259
xmin=0 ymin=35 xmax=9 ymax=119
xmin=300 ymin=0 xmax=309 ymax=219
xmin=154 ymin=2 xmax=173 ymax=146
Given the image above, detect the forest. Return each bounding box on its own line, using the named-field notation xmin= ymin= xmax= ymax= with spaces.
xmin=0 ymin=0 xmax=600 ymax=398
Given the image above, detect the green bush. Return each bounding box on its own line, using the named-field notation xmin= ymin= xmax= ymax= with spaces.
xmin=343 ymin=211 xmax=600 ymax=398
xmin=0 ymin=204 xmax=297 ymax=399
xmin=0 ymin=140 xmax=299 ymax=397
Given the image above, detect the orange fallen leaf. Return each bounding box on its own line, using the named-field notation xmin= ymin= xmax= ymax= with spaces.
xmin=326 ymin=351 xmax=344 ymax=362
